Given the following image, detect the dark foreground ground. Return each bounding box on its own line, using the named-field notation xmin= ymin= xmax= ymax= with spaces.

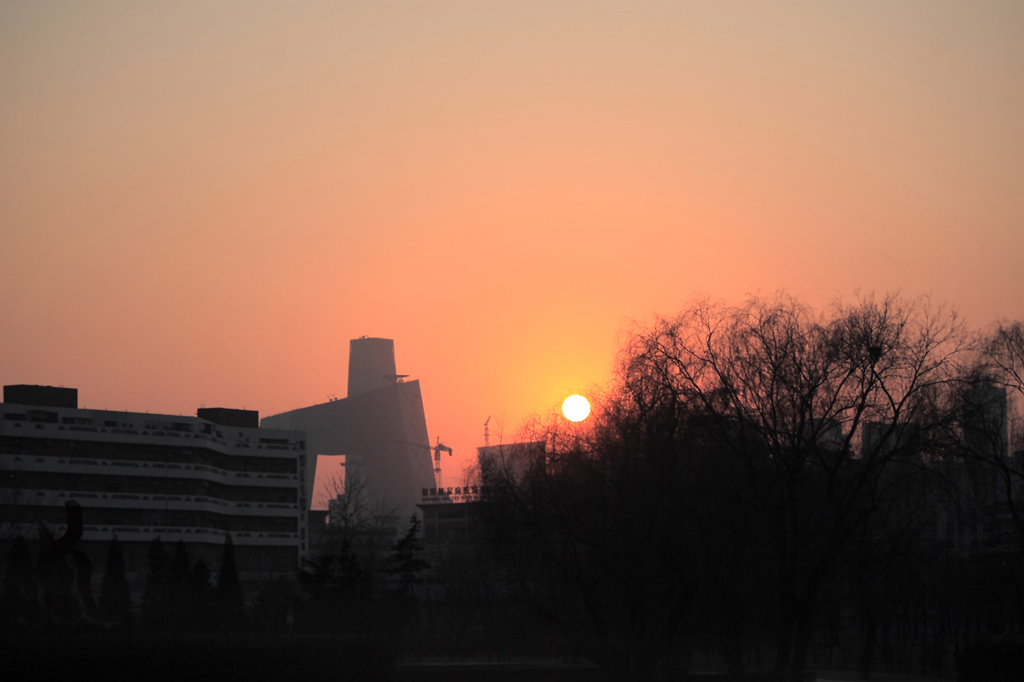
xmin=0 ymin=633 xmax=965 ymax=682
xmin=394 ymin=664 xmax=955 ymax=682
xmin=395 ymin=662 xmax=825 ymax=682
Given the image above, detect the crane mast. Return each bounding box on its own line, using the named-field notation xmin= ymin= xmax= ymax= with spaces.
xmin=433 ymin=437 xmax=453 ymax=488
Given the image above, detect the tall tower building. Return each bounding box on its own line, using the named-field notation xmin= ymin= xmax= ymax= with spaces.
xmin=347 ymin=338 xmax=399 ymax=397
xmin=261 ymin=339 xmax=436 ymax=522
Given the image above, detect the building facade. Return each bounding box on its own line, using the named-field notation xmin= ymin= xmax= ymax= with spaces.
xmin=0 ymin=385 xmax=309 ymax=596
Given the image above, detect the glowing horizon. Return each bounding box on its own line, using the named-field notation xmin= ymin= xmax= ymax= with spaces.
xmin=2 ymin=2 xmax=1022 ymax=480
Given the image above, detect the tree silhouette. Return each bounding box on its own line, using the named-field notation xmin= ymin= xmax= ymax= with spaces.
xmin=318 ymin=467 xmax=401 ymax=587
xmin=142 ymin=537 xmax=170 ymax=629
xmin=387 ymin=514 xmax=429 ymax=595
xmin=0 ymin=536 xmax=39 ymax=625
xmin=167 ymin=540 xmax=193 ymax=629
xmin=621 ymin=294 xmax=968 ymax=680
xmin=479 ymin=293 xmax=969 ymax=680
xmin=216 ymin=534 xmax=244 ymax=627
xmin=99 ymin=536 xmax=131 ymax=626
xmin=190 ymin=558 xmax=215 ymax=627
xmin=974 ymin=322 xmax=1024 ymax=546
xmin=479 ymin=408 xmax=708 ymax=675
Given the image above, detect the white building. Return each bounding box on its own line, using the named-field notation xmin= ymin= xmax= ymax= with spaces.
xmin=0 ymin=385 xmax=309 ymax=595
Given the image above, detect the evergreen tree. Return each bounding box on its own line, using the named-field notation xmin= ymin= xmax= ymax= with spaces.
xmin=0 ymin=536 xmax=39 ymax=625
xmin=387 ymin=515 xmax=429 ymax=595
xmin=190 ymin=558 xmax=214 ymax=628
xmin=99 ymin=536 xmax=131 ymax=626
xmin=215 ymin=534 xmax=244 ymax=627
xmin=169 ymin=541 xmax=191 ymax=589
xmin=297 ymin=540 xmax=371 ymax=632
xmin=168 ymin=540 xmax=192 ymax=629
xmin=142 ymin=537 xmax=170 ymax=629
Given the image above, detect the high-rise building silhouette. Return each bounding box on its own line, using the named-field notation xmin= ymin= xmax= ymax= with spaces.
xmin=261 ymin=338 xmax=436 ymax=521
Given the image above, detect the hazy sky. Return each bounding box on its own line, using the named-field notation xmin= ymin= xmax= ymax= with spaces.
xmin=3 ymin=2 xmax=1022 ymax=481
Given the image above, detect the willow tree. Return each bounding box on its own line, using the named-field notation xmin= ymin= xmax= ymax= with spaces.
xmin=623 ymin=293 xmax=968 ymax=680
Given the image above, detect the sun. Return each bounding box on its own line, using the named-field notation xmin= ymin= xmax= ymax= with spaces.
xmin=561 ymin=394 xmax=591 ymax=422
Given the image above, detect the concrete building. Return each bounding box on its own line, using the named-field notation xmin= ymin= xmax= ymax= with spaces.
xmin=0 ymin=385 xmax=309 ymax=595
xmin=262 ymin=338 xmax=437 ymax=522
xmin=416 ymin=441 xmax=545 ymax=570
xmin=476 ymin=441 xmax=547 ymax=486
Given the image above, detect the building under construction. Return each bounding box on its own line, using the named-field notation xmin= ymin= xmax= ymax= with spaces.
xmin=261 ymin=337 xmax=438 ymax=522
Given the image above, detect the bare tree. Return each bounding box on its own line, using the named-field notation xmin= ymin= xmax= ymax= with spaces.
xmin=985 ymin=322 xmax=1024 ymax=396
xmin=478 ymin=358 xmax=762 ymax=675
xmin=475 ymin=294 xmax=971 ymax=678
xmin=315 ymin=465 xmax=401 ymax=584
xmin=621 ymin=293 xmax=968 ymax=680
xmin=319 ymin=467 xmax=400 ymax=534
xmin=969 ymin=322 xmax=1024 ymax=550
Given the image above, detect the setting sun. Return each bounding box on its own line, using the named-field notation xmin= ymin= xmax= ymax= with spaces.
xmin=561 ymin=394 xmax=591 ymax=422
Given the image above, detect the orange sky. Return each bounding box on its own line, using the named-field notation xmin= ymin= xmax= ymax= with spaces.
xmin=2 ymin=2 xmax=1023 ymax=482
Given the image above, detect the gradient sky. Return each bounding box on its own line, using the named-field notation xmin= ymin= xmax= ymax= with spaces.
xmin=3 ymin=2 xmax=1023 ymax=484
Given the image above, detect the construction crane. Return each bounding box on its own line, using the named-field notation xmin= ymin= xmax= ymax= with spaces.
xmin=389 ymin=437 xmax=454 ymax=488
xmin=432 ymin=437 xmax=453 ymax=488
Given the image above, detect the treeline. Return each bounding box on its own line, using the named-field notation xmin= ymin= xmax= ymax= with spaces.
xmin=297 ymin=513 xmax=428 ymax=637
xmin=0 ymin=512 xmax=428 ymax=680
xmin=0 ymin=513 xmax=429 ymax=637
xmin=139 ymin=536 xmax=242 ymax=631
xmin=0 ymin=519 xmax=246 ymax=633
xmin=473 ymin=294 xmax=1024 ymax=681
